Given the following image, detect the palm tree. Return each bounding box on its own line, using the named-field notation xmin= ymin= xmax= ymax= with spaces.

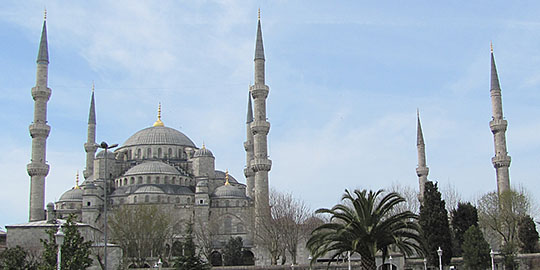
xmin=307 ymin=189 xmax=423 ymax=270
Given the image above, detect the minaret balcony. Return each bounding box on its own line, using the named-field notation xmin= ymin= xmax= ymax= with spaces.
xmin=29 ymin=123 xmax=51 ymax=138
xmin=27 ymin=162 xmax=50 ymax=176
xmin=31 ymin=86 xmax=51 ymax=100
xmin=244 ymin=140 xmax=254 ymax=151
xmin=244 ymin=167 xmax=255 ymax=177
xmin=250 ymin=121 xmax=270 ymax=135
xmin=490 ymin=119 xmax=507 ymax=133
xmin=492 ymin=155 xmax=511 ymax=168
xmin=251 ymin=158 xmax=272 ymax=172
xmin=416 ymin=167 xmax=429 ymax=177
xmin=249 ymin=84 xmax=269 ymax=99
xmin=84 ymin=142 xmax=98 ymax=152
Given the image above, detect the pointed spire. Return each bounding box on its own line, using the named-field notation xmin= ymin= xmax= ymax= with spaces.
xmin=255 ymin=10 xmax=265 ymax=60
xmin=491 ymin=43 xmax=501 ymax=91
xmin=88 ymin=82 xmax=96 ymax=124
xmin=37 ymin=12 xmax=49 ymax=64
xmin=246 ymin=92 xmax=254 ymax=123
xmin=153 ymin=103 xmax=164 ymax=127
xmin=417 ymin=109 xmax=424 ymax=146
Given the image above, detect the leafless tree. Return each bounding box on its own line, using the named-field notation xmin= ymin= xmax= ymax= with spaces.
xmin=193 ymin=215 xmax=219 ymax=263
xmin=109 ymin=204 xmax=173 ymax=267
xmin=441 ymin=182 xmax=462 ymax=213
xmin=386 ymin=182 xmax=421 ymax=215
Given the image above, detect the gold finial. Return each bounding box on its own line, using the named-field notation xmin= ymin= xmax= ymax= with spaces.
xmin=490 ymin=42 xmax=493 ymax=53
xmin=153 ymin=103 xmax=164 ymax=127
xmin=44 ymin=8 xmax=47 ymax=21
xmin=75 ymin=171 xmax=80 ymax=189
xmin=258 ymin=8 xmax=261 ymax=20
xmin=202 ymin=141 xmax=206 ymax=149
xmin=225 ymin=170 xmax=230 ymax=185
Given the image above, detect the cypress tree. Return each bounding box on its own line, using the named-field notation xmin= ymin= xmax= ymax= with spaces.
xmin=450 ymin=202 xmax=478 ymax=256
xmin=419 ymin=181 xmax=453 ymax=266
xmin=518 ymin=215 xmax=539 ymax=253
xmin=462 ymin=225 xmax=490 ymax=270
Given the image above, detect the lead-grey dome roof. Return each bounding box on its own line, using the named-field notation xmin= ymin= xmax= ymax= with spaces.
xmin=124 ymin=161 xmax=180 ymax=176
xmin=59 ymin=188 xmax=83 ymax=202
xmin=212 ymin=184 xmax=245 ymax=198
xmin=134 ymin=185 xmax=164 ymax=194
xmin=121 ymin=126 xmax=196 ymax=148
xmin=193 ymin=147 xmax=213 ymax=158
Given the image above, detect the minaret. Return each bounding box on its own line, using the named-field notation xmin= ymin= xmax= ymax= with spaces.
xmin=489 ymin=44 xmax=511 ymax=195
xmin=244 ymin=93 xmax=255 ymax=199
xmin=27 ymin=12 xmax=52 ymax=221
xmin=250 ymin=10 xmax=272 ymax=221
xmin=416 ymin=110 xmax=429 ymax=202
xmin=83 ymin=83 xmax=97 ymax=180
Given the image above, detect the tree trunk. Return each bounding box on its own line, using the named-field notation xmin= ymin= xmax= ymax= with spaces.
xmin=361 ymin=255 xmax=377 ymax=270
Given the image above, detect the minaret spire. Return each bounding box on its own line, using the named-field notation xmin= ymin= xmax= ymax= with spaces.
xmin=489 ymin=45 xmax=511 ymax=195
xmin=28 ymin=16 xmax=52 ymax=221
xmin=250 ymin=10 xmax=272 ymax=225
xmin=416 ymin=110 xmax=429 ymax=202
xmin=244 ymin=93 xmax=255 ymax=198
xmin=83 ymin=83 xmax=98 ymax=180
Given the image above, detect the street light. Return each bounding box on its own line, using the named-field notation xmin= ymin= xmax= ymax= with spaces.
xmin=98 ymin=141 xmax=118 ymax=270
xmin=490 ymin=249 xmax=496 ymax=270
xmin=423 ymin=258 xmax=427 ymax=270
xmin=437 ymin=247 xmax=443 ymax=270
xmin=308 ymin=255 xmax=313 ymax=270
xmin=389 ymin=255 xmax=393 ymax=270
xmin=55 ymin=225 xmax=64 ymax=270
xmin=348 ymin=251 xmax=351 ymax=270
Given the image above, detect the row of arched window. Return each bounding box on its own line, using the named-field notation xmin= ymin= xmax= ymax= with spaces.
xmin=212 ymin=200 xmax=247 ymax=207
xmin=115 ymin=176 xmax=194 ymax=187
xmin=111 ymin=195 xmax=193 ymax=205
xmin=119 ymin=146 xmax=189 ymax=161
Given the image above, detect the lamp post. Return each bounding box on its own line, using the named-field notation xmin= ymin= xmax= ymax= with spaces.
xmin=437 ymin=247 xmax=443 ymax=270
xmin=490 ymin=249 xmax=495 ymax=270
xmin=308 ymin=255 xmax=313 ymax=270
xmin=389 ymin=255 xmax=393 ymax=270
xmin=98 ymin=141 xmax=118 ymax=270
xmin=55 ymin=225 xmax=64 ymax=270
xmin=348 ymin=251 xmax=351 ymax=270
xmin=423 ymin=258 xmax=427 ymax=270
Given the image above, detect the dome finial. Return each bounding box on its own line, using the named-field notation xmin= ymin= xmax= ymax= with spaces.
xmin=44 ymin=7 xmax=47 ymax=21
xmin=92 ymin=81 xmax=95 ymax=93
xmin=75 ymin=171 xmax=80 ymax=189
xmin=153 ymin=103 xmax=165 ymax=127
xmin=202 ymin=141 xmax=206 ymax=149
xmin=258 ymin=8 xmax=261 ymax=20
xmin=225 ymin=169 xmax=230 ymax=185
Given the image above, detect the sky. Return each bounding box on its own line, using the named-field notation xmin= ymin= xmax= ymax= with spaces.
xmin=1 ymin=1 xmax=540 ymax=227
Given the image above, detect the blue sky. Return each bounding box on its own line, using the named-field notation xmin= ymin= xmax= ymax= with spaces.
xmin=1 ymin=1 xmax=540 ymax=227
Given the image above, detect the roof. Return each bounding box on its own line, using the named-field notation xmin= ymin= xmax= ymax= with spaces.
xmin=120 ymin=126 xmax=196 ymax=148
xmin=124 ymin=161 xmax=180 ymax=176
xmin=212 ymin=184 xmax=246 ymax=198
xmin=58 ymin=187 xmax=83 ymax=202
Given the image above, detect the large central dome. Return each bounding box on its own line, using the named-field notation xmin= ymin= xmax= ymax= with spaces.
xmin=121 ymin=126 xmax=196 ymax=148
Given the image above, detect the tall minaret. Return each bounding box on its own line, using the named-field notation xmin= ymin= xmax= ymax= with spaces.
xmin=244 ymin=93 xmax=255 ymax=199
xmin=489 ymin=44 xmax=511 ymax=195
xmin=27 ymin=12 xmax=51 ymax=221
xmin=416 ymin=110 xmax=429 ymax=202
xmin=83 ymin=83 xmax=97 ymax=180
xmin=250 ymin=10 xmax=272 ymax=221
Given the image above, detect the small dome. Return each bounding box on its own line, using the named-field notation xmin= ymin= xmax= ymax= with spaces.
xmin=125 ymin=161 xmax=180 ymax=176
xmin=134 ymin=185 xmax=164 ymax=194
xmin=196 ymin=180 xmax=208 ymax=187
xmin=59 ymin=188 xmax=83 ymax=202
xmin=213 ymin=184 xmax=245 ymax=198
xmin=193 ymin=146 xmax=214 ymax=158
xmin=120 ymin=126 xmax=196 ymax=148
xmin=96 ymin=150 xmax=115 ymax=159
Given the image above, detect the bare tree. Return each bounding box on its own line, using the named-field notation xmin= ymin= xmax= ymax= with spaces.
xmin=193 ymin=215 xmax=219 ymax=263
xmin=386 ymin=182 xmax=420 ymax=215
xmin=477 ymin=188 xmax=531 ymax=250
xmin=109 ymin=204 xmax=173 ymax=267
xmin=441 ymin=182 xmax=462 ymax=213
xmin=256 ymin=189 xmax=314 ymax=265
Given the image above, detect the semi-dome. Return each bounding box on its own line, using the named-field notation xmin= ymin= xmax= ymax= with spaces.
xmin=193 ymin=146 xmax=213 ymax=158
xmin=59 ymin=188 xmax=83 ymax=202
xmin=124 ymin=161 xmax=180 ymax=176
xmin=121 ymin=126 xmax=196 ymax=148
xmin=96 ymin=150 xmax=115 ymax=159
xmin=134 ymin=185 xmax=164 ymax=194
xmin=213 ymin=184 xmax=245 ymax=198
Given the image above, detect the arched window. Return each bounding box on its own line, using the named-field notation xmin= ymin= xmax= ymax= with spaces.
xmin=158 ymin=148 xmax=162 ymax=158
xmin=129 ymin=150 xmax=132 ymax=159
xmin=146 ymin=176 xmax=151 ymax=184
xmin=187 ymin=197 xmax=191 ymax=204
xmin=237 ymin=224 xmax=244 ymax=233
xmin=137 ymin=149 xmax=141 ymax=159
xmin=172 ymin=177 xmax=176 ymax=185
xmin=130 ymin=177 xmax=135 ymax=185
xmin=157 ymin=195 xmax=161 ymax=203
xmin=168 ymin=148 xmax=173 ymax=158
xmin=236 ymin=200 xmax=240 ymax=207
xmin=124 ymin=178 xmax=128 ymax=185
xmin=164 ymin=176 xmax=168 ymax=184
xmin=225 ymin=200 xmax=229 ymax=207
xmin=138 ymin=177 xmax=143 ymax=184
xmin=133 ymin=196 xmax=137 ymax=203
xmin=176 ymin=197 xmax=180 ymax=203
xmin=147 ymin=148 xmax=151 ymax=158
xmin=145 ymin=195 xmax=149 ymax=202
xmin=155 ymin=176 xmax=160 ymax=184
xmin=224 ymin=217 xmax=232 ymax=234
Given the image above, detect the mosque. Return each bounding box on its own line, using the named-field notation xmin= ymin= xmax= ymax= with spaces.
xmin=7 ymin=11 xmax=273 ymax=268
